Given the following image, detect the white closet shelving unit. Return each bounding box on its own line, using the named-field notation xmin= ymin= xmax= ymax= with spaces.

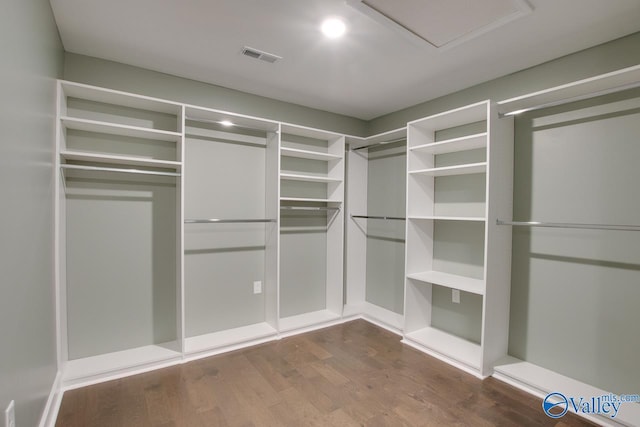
xmin=491 ymin=63 xmax=640 ymax=427
xmin=181 ymin=106 xmax=280 ymax=360
xmin=278 ymin=124 xmax=345 ymax=333
xmin=55 ymin=81 xmax=184 ymax=387
xmin=344 ymin=128 xmax=407 ymax=333
xmin=403 ymin=100 xmax=513 ymax=378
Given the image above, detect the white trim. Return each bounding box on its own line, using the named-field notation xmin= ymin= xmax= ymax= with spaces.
xmin=183 ymin=335 xmax=280 ymax=363
xmin=401 ymin=338 xmax=486 ymax=380
xmin=493 ymin=358 xmax=640 ymax=427
xmin=38 ymin=371 xmax=63 ymax=427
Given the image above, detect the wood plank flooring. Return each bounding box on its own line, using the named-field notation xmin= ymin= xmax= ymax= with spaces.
xmin=55 ymin=320 xmax=595 ymax=426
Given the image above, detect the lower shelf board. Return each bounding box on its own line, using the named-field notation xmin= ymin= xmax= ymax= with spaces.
xmin=63 ymin=342 xmax=182 ymax=387
xmin=404 ymin=327 xmax=481 ymax=371
xmin=493 ymin=357 xmax=640 ymax=426
xmin=279 ymin=309 xmax=342 ymax=333
xmin=407 ymin=271 xmax=485 ymax=295
xmin=362 ymin=302 xmax=404 ymax=333
xmin=185 ymin=322 xmax=278 ymax=356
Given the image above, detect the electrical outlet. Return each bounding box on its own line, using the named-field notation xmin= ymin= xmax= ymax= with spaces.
xmin=253 ymin=281 xmax=262 ymax=294
xmin=452 ymin=289 xmax=460 ymax=304
xmin=5 ymin=400 xmax=15 ymax=427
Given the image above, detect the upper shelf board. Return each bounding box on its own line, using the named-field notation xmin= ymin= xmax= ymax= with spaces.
xmin=497 ymin=64 xmax=640 ymax=115
xmin=410 ymin=162 xmax=487 ymax=177
xmin=60 ymin=81 xmax=182 ymax=115
xmin=280 ymin=147 xmax=342 ymax=161
xmin=61 ymin=116 xmax=182 ymax=142
xmin=410 ymin=133 xmax=487 ymax=154
xmin=409 ymin=101 xmax=489 ymax=133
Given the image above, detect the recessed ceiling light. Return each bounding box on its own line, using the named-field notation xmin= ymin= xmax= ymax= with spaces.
xmin=220 ymin=120 xmax=234 ymax=127
xmin=321 ymin=17 xmax=346 ymax=39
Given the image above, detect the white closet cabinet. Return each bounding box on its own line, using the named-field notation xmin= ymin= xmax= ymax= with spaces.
xmin=55 ymin=81 xmax=184 ymax=386
xmin=182 ymin=107 xmax=280 ymax=359
xmin=278 ymin=125 xmax=345 ymax=333
xmin=345 ymin=129 xmax=406 ymax=332
xmin=403 ymin=100 xmax=513 ymax=377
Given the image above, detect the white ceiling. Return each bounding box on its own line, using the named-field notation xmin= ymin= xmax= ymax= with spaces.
xmin=49 ymin=0 xmax=640 ymax=120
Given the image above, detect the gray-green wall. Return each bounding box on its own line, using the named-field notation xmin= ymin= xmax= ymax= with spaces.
xmin=63 ymin=53 xmax=368 ymax=137
xmin=0 ymin=0 xmax=63 ymax=426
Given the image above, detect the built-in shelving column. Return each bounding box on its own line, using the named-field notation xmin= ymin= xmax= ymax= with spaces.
xmin=181 ymin=107 xmax=280 ymax=360
xmin=403 ymin=100 xmax=513 ymax=377
xmin=56 ymin=81 xmax=184 ymax=387
xmin=345 ymin=128 xmax=407 ymax=332
xmin=278 ymin=124 xmax=345 ymax=334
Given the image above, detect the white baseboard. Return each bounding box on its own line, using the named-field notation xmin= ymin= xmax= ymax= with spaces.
xmin=39 ymin=370 xmax=63 ymax=427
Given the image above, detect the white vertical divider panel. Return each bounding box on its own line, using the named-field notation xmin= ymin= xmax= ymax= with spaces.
xmin=344 ymin=143 xmax=368 ymax=317
xmin=326 ymin=136 xmax=346 ymax=316
xmin=480 ymin=104 xmax=513 ymax=376
xmin=177 ymin=105 xmax=186 ymax=353
xmin=265 ymin=127 xmax=280 ymax=330
xmin=404 ymin=122 xmax=435 ymax=334
xmin=54 ymin=80 xmax=68 ymax=370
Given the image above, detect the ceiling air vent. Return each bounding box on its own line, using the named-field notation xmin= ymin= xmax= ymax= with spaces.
xmin=241 ymin=46 xmax=282 ymax=64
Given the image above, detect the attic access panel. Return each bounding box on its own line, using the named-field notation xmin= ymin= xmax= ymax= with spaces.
xmin=347 ymin=0 xmax=532 ymax=49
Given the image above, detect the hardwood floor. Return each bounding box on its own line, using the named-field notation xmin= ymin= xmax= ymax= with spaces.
xmin=56 ymin=320 xmax=595 ymax=426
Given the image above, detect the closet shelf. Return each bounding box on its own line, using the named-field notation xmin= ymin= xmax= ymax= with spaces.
xmin=280 ymin=206 xmax=340 ymax=212
xmin=278 ymin=309 xmax=341 ymax=333
xmin=60 ymin=164 xmax=181 ymax=177
xmin=280 ymin=173 xmax=342 ymax=183
xmin=410 ymin=133 xmax=487 ymax=154
xmin=280 ymin=147 xmax=341 ymax=161
xmin=61 ymin=116 xmax=182 ymax=142
xmin=408 ymin=215 xmax=486 ymax=222
xmin=407 ymin=271 xmax=484 ymax=295
xmin=60 ymin=150 xmax=182 ymax=170
xmin=63 ymin=343 xmax=182 ymax=385
xmin=409 ymin=162 xmax=487 ymax=177
xmin=497 ymin=64 xmax=640 ymax=116
xmin=409 ymin=101 xmax=488 ymax=133
xmin=280 ymin=197 xmax=342 ymax=203
xmin=404 ymin=327 xmax=481 ymax=370
xmin=493 ymin=357 xmax=640 ymax=426
xmin=184 ymin=322 xmax=278 ymax=356
xmin=61 ymin=80 xmax=182 ymax=115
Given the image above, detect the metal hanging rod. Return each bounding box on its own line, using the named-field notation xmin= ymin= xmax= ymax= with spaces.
xmin=185 ymin=218 xmax=275 ymax=224
xmin=280 ymin=206 xmax=340 ymax=212
xmin=60 ymin=164 xmax=181 ymax=177
xmin=351 ymin=215 xmax=406 ymax=221
xmin=351 ymin=138 xmax=406 ymax=151
xmin=185 ymin=116 xmax=276 ymax=133
xmin=496 ymin=219 xmax=640 ymax=232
